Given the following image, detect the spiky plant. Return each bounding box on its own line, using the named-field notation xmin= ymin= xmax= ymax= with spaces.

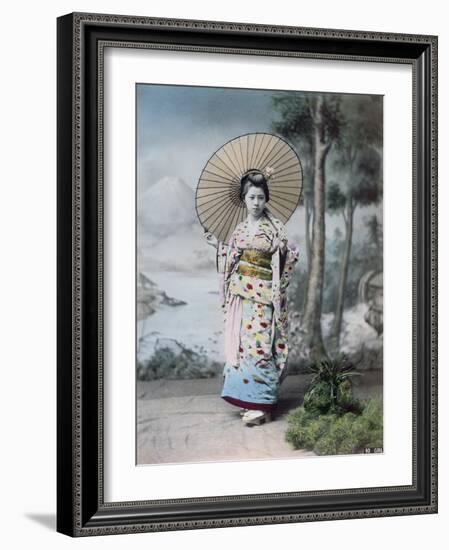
xmin=303 ymin=354 xmax=361 ymax=415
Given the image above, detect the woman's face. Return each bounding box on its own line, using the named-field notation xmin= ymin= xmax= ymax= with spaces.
xmin=244 ymin=185 xmax=267 ymax=218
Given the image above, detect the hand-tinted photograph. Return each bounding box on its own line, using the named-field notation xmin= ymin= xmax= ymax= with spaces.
xmin=136 ymin=83 xmax=383 ymax=465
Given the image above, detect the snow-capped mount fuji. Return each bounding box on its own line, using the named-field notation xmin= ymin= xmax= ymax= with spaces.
xmin=138 ymin=175 xmax=217 ymax=271
xmin=139 ymin=176 xmax=197 ymax=238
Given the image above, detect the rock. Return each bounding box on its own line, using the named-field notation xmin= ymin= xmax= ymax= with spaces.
xmin=160 ymin=292 xmax=187 ymax=307
xmin=154 ymin=338 xmax=186 ymax=355
xmin=137 ymin=273 xmax=186 ymax=320
xmin=358 ymin=270 xmax=383 ymax=335
xmin=137 ymin=301 xmax=156 ymax=319
xmin=139 ymin=272 xmax=158 ymax=290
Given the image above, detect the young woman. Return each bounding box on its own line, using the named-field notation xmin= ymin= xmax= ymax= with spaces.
xmin=204 ymin=170 xmax=299 ymax=426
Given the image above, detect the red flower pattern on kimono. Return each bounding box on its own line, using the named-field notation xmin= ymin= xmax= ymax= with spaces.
xmin=216 ymin=210 xmax=299 ymax=383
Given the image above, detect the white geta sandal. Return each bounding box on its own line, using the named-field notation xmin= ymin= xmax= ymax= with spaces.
xmin=241 ymin=410 xmax=271 ymax=426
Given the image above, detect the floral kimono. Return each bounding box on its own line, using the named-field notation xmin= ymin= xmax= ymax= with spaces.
xmin=216 ymin=209 xmax=299 ymax=412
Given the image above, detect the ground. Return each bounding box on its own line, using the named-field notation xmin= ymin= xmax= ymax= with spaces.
xmin=137 ymin=371 xmax=382 ymax=465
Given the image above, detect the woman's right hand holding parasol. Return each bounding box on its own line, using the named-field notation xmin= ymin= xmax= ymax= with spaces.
xmin=204 ymin=230 xmax=218 ymax=249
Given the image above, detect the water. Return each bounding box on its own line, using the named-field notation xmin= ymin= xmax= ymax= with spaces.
xmin=137 ymin=270 xmax=226 ymax=363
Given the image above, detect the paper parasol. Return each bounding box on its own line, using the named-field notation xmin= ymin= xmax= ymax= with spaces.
xmin=196 ymin=132 xmax=302 ymax=244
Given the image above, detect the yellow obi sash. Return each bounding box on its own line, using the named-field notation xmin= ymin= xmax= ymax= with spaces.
xmin=237 ymin=249 xmax=273 ymax=281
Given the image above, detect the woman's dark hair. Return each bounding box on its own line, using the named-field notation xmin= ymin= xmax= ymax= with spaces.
xmin=239 ymin=171 xmax=270 ymax=202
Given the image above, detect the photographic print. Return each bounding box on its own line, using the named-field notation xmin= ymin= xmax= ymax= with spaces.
xmin=136 ymin=83 xmax=383 ymax=465
xmin=57 ymin=13 xmax=437 ymax=534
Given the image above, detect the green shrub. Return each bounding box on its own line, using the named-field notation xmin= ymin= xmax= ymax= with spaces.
xmin=303 ymin=355 xmax=362 ymax=416
xmin=303 ymin=381 xmax=332 ymax=415
xmin=285 ymin=410 xmax=336 ymax=450
xmin=351 ymin=398 xmax=383 ymax=449
xmin=137 ymin=347 xmax=221 ymax=380
xmin=285 ymin=398 xmax=383 ymax=455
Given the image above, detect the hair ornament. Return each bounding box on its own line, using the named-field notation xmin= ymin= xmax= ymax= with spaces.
xmin=262 ymin=166 xmax=274 ymax=180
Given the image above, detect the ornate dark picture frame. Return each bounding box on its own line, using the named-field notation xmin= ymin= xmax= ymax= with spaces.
xmin=57 ymin=12 xmax=438 ymax=536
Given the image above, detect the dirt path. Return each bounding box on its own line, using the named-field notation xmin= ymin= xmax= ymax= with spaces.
xmin=137 ymin=372 xmax=382 ymax=465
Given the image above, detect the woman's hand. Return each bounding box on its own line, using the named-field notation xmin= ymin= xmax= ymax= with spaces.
xmin=279 ymin=239 xmax=287 ymax=254
xmin=204 ymin=231 xmax=218 ymax=249
xmin=274 ymin=236 xmax=287 ymax=254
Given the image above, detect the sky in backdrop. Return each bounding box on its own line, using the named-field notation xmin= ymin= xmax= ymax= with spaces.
xmin=136 ymin=84 xmax=286 ymax=193
xmin=136 ymin=83 xmax=383 ymax=244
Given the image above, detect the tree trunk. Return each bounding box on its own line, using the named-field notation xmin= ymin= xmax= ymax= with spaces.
xmin=331 ymin=199 xmax=355 ymax=348
xmin=304 ymin=193 xmax=311 ymax=271
xmin=302 ymin=123 xmax=329 ymax=360
xmin=301 ymin=150 xmax=315 ymax=315
xmin=302 ymin=194 xmax=312 ymax=314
